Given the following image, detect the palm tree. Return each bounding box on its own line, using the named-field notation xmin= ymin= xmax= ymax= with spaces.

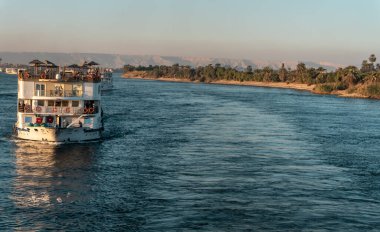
xmin=369 ymin=54 xmax=377 ymax=64
xmin=296 ymin=62 xmax=308 ymax=83
xmin=316 ymin=67 xmax=326 ymax=73
xmin=361 ymin=60 xmax=370 ymax=72
xmin=368 ymin=54 xmax=376 ymax=71
xmin=246 ymin=65 xmax=253 ymax=74
xmin=262 ymin=66 xmax=270 ymax=81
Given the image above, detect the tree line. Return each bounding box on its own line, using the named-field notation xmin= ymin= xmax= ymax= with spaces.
xmin=124 ymin=54 xmax=380 ymax=97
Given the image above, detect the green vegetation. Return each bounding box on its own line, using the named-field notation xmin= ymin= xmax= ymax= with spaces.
xmin=124 ymin=54 xmax=380 ymax=98
xmin=364 ymin=84 xmax=380 ymax=97
xmin=314 ymin=83 xmax=335 ymax=93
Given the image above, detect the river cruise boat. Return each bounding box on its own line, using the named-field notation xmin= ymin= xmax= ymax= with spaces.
xmin=100 ymin=68 xmax=113 ymax=91
xmin=6 ymin=67 xmax=18 ymax=75
xmin=14 ymin=59 xmax=104 ymax=142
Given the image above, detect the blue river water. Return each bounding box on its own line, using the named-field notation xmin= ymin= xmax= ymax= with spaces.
xmin=1 ymin=72 xmax=380 ymax=231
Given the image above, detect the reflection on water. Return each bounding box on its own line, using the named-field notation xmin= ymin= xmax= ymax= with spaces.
xmin=11 ymin=140 xmax=99 ymax=209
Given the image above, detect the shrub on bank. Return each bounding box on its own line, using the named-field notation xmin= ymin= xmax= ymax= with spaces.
xmin=315 ymin=83 xmax=335 ymax=93
xmin=335 ymin=82 xmax=348 ymax=91
xmin=364 ymin=83 xmax=380 ymax=98
xmin=347 ymin=86 xmax=357 ymax=94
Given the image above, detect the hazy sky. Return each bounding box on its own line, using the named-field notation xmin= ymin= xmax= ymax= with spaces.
xmin=1 ymin=0 xmax=380 ymax=65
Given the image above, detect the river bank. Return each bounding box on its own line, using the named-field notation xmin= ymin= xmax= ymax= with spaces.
xmin=122 ymin=72 xmax=370 ymax=99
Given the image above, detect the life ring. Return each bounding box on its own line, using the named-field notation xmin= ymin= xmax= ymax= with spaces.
xmin=83 ymin=108 xmax=89 ymax=114
xmin=24 ymin=105 xmax=30 ymax=112
xmin=52 ymin=107 xmax=57 ymax=113
xmin=47 ymin=116 xmax=54 ymax=123
xmin=88 ymin=108 xmax=94 ymax=114
xmin=35 ymin=106 xmax=42 ymax=112
xmin=36 ymin=117 xmax=43 ymax=124
xmin=65 ymin=107 xmax=71 ymax=113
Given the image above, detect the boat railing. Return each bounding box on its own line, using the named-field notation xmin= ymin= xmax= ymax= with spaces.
xmin=45 ymin=106 xmax=84 ymax=115
xmin=21 ymin=122 xmax=55 ymax=128
xmin=18 ymin=105 xmax=33 ymax=113
xmin=25 ymin=106 xmax=96 ymax=115
xmin=47 ymin=90 xmax=83 ymax=97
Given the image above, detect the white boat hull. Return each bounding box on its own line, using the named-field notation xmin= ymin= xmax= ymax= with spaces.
xmin=15 ymin=126 xmax=102 ymax=142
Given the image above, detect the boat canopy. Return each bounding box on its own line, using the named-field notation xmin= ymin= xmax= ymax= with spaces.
xmin=19 ymin=60 xmax=101 ymax=82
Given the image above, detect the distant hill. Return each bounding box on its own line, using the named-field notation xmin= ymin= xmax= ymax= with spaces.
xmin=0 ymin=52 xmax=342 ymax=71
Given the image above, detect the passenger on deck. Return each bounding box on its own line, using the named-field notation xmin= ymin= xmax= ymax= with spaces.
xmin=62 ymin=119 xmax=68 ymax=128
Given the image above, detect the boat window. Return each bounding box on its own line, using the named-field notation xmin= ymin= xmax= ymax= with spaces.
xmin=18 ymin=100 xmax=25 ymax=112
xmin=46 ymin=83 xmax=55 ymax=96
xmin=62 ymin=101 xmax=69 ymax=107
xmin=54 ymin=84 xmax=64 ymax=97
xmin=73 ymin=84 xmax=82 ymax=96
xmin=47 ymin=100 xmax=54 ymax=106
xmin=18 ymin=99 xmax=31 ymax=113
xmin=64 ymin=84 xmax=72 ymax=96
xmin=55 ymin=101 xmax=61 ymax=107
xmin=22 ymin=99 xmax=32 ymax=106
xmin=24 ymin=117 xmax=32 ymax=123
xmin=72 ymin=101 xmax=79 ymax=107
xmin=35 ymin=83 xmax=46 ymax=96
xmin=37 ymin=100 xmax=45 ymax=106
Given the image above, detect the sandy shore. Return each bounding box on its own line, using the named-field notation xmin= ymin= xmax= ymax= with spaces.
xmin=210 ymin=80 xmax=315 ymax=91
xmin=122 ymin=73 xmax=370 ymax=99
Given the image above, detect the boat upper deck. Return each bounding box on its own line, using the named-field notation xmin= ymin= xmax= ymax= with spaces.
xmin=18 ymin=59 xmax=101 ymax=83
xmin=18 ymin=68 xmax=101 ymax=83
